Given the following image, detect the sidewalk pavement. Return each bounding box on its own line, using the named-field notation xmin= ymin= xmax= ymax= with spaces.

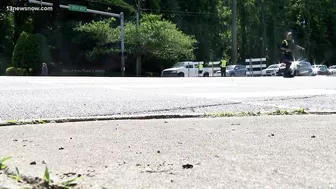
xmin=1 ymin=115 xmax=336 ymax=189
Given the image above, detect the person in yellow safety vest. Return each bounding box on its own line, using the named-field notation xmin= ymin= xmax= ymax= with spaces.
xmin=198 ymin=62 xmax=203 ymax=75
xmin=280 ymin=32 xmax=305 ymax=76
xmin=220 ymin=58 xmax=227 ymax=77
xmin=280 ymin=32 xmax=304 ymax=64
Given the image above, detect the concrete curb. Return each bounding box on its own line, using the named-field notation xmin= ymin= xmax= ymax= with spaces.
xmin=1 ymin=111 xmax=336 ymax=127
xmin=0 ymin=113 xmax=207 ymax=127
xmin=304 ymin=111 xmax=336 ymax=115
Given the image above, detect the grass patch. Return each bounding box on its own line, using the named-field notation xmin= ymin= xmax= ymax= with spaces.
xmin=209 ymin=111 xmax=261 ymax=117
xmin=6 ymin=120 xmax=17 ymax=124
xmin=0 ymin=156 xmax=11 ymax=170
xmin=267 ymin=108 xmax=307 ymax=115
xmin=8 ymin=167 xmax=23 ymax=183
xmin=3 ymin=119 xmax=49 ymax=126
xmin=208 ymin=108 xmax=307 ymax=118
xmin=0 ymin=156 xmax=81 ymax=189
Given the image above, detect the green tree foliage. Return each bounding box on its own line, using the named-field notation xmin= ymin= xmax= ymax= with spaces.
xmin=91 ymin=0 xmax=135 ymax=12
xmin=1 ymin=0 xmax=336 ymax=76
xmin=234 ymin=0 xmax=336 ymax=64
xmin=155 ymin=0 xmax=232 ymax=60
xmin=73 ymin=18 xmax=117 ymax=62
xmin=0 ymin=12 xmax=15 ymax=72
xmin=75 ymin=14 xmax=197 ymax=61
xmin=36 ymin=34 xmax=52 ymax=64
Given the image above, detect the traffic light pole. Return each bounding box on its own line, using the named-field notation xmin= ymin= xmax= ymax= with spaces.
xmin=232 ymin=0 xmax=237 ymax=65
xmin=28 ymin=0 xmax=126 ymax=77
xmin=135 ymin=0 xmax=141 ymax=77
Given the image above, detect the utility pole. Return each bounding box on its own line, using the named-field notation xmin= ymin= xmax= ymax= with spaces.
xmin=120 ymin=12 xmax=125 ymax=77
xmin=232 ymin=0 xmax=237 ymax=65
xmin=273 ymin=0 xmax=277 ymax=63
xmin=258 ymin=0 xmax=266 ymax=59
xmin=136 ymin=0 xmax=141 ymax=77
xmin=305 ymin=0 xmax=311 ymax=62
xmin=261 ymin=0 xmax=266 ymax=59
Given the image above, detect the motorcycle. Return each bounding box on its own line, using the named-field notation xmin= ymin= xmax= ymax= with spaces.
xmin=279 ymin=48 xmax=306 ymax=78
xmin=279 ymin=61 xmax=294 ymax=78
xmin=279 ymin=57 xmax=312 ymax=78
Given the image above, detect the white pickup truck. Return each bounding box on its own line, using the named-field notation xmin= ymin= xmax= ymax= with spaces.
xmin=161 ymin=61 xmax=220 ymax=77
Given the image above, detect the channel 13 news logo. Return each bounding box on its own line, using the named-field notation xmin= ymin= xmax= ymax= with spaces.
xmin=5 ymin=0 xmax=53 ymax=12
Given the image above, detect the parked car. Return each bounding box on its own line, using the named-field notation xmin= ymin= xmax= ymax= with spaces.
xmin=329 ymin=65 xmax=336 ymax=75
xmin=213 ymin=65 xmax=248 ymax=77
xmin=225 ymin=65 xmax=248 ymax=77
xmin=312 ymin=65 xmax=330 ymax=75
xmin=262 ymin=64 xmax=281 ymax=76
xmin=294 ymin=61 xmax=315 ymax=76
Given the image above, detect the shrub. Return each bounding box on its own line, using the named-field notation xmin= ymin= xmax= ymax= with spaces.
xmin=22 ymin=68 xmax=28 ymax=76
xmin=12 ymin=31 xmax=43 ymax=74
xmin=12 ymin=32 xmax=29 ymax=68
xmin=16 ymin=68 xmax=27 ymax=76
xmin=16 ymin=68 xmax=22 ymax=75
xmin=6 ymin=67 xmax=17 ymax=76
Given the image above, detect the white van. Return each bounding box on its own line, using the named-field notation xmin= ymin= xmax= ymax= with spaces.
xmin=161 ymin=61 xmax=220 ymax=77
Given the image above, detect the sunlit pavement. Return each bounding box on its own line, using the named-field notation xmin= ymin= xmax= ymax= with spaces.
xmin=1 ymin=76 xmax=336 ymax=188
xmin=0 ymin=76 xmax=336 ymax=120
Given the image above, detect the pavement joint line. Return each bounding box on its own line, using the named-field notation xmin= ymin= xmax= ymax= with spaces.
xmin=1 ymin=111 xmax=336 ymax=127
xmin=113 ymin=102 xmax=243 ymax=115
xmin=0 ymin=113 xmax=206 ymax=127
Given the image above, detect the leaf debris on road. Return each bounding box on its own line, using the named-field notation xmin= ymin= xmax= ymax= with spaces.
xmin=182 ymin=164 xmax=193 ymax=169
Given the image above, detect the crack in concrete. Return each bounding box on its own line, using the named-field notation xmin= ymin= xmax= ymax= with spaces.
xmin=90 ymin=102 xmax=243 ymax=116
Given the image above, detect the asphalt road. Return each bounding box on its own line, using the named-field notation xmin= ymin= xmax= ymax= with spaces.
xmin=1 ymin=115 xmax=336 ymax=188
xmin=1 ymin=76 xmax=336 ymax=121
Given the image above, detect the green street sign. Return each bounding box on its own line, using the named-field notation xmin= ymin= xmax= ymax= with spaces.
xmin=68 ymin=4 xmax=87 ymax=12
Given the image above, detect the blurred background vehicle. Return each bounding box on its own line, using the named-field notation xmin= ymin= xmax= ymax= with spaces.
xmin=261 ymin=64 xmax=281 ymax=76
xmin=213 ymin=64 xmax=248 ymax=77
xmin=312 ymin=65 xmax=330 ymax=75
xmin=293 ymin=61 xmax=315 ymax=76
xmin=279 ymin=61 xmax=314 ymax=76
xmin=328 ymin=65 xmax=336 ymax=75
xmin=161 ymin=61 xmax=220 ymax=77
xmin=225 ymin=65 xmax=248 ymax=77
